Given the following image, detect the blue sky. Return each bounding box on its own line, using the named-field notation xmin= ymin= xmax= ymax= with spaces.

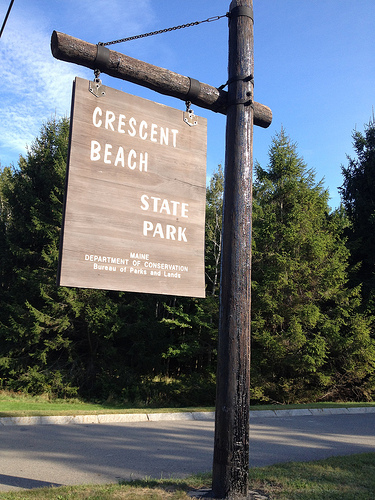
xmin=0 ymin=0 xmax=374 ymax=209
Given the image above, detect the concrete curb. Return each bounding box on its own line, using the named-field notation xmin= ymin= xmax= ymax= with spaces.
xmin=1 ymin=408 xmax=374 ymax=426
xmin=0 ymin=411 xmax=215 ymax=426
xmin=250 ymin=407 xmax=375 ymax=418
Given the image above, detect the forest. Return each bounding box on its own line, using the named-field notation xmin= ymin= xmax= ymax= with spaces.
xmin=0 ymin=116 xmax=375 ymax=406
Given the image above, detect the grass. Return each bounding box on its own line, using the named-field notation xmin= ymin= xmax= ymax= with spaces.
xmin=248 ymin=452 xmax=375 ymax=499
xmin=0 ymin=391 xmax=214 ymax=417
xmin=1 ymin=453 xmax=375 ymax=499
xmin=1 ymin=390 xmax=374 ymax=417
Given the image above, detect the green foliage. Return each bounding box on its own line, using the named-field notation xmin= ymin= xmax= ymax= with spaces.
xmin=1 ymin=117 xmax=374 ymax=405
xmin=251 ymin=129 xmax=375 ymax=403
xmin=205 ymin=165 xmax=223 ymax=296
xmin=0 ymin=118 xmax=77 ymax=396
xmin=143 ymin=169 xmax=223 ymax=403
xmin=0 ymin=118 xmax=219 ymax=403
xmin=340 ymin=116 xmax=375 ymax=311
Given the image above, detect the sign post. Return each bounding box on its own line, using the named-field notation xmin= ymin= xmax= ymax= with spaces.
xmin=52 ymin=0 xmax=269 ymax=496
xmin=212 ymin=1 xmax=253 ymax=498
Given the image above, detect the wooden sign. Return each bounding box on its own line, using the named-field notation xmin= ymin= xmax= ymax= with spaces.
xmin=58 ymin=77 xmax=207 ymax=297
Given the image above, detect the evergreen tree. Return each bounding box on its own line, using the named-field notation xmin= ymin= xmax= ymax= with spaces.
xmin=205 ymin=165 xmax=223 ymax=297
xmin=153 ymin=168 xmax=224 ymax=404
xmin=340 ymin=117 xmax=375 ymax=311
xmin=251 ymin=129 xmax=375 ymax=403
xmin=0 ymin=119 xmax=220 ymax=404
xmin=4 ymin=117 xmax=373 ymax=405
xmin=0 ymin=118 xmax=121 ymax=397
xmin=0 ymin=167 xmax=12 ymax=325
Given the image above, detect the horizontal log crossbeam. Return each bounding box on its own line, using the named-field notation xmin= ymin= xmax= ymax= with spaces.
xmin=51 ymin=31 xmax=272 ymax=128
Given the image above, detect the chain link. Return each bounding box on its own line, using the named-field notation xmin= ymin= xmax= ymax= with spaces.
xmin=101 ymin=13 xmax=228 ymax=47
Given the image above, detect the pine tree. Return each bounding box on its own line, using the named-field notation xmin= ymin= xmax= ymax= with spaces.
xmin=0 ymin=118 xmax=122 ymax=397
xmin=0 ymin=167 xmax=12 ymax=323
xmin=251 ymin=129 xmax=375 ymax=403
xmin=0 ymin=119 xmax=220 ymax=404
xmin=205 ymin=165 xmax=223 ymax=297
xmin=153 ymin=168 xmax=224 ymax=404
xmin=340 ymin=116 xmax=375 ymax=311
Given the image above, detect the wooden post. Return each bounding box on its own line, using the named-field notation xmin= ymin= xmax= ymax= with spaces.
xmin=212 ymin=0 xmax=253 ymax=498
xmin=51 ymin=31 xmax=272 ymax=128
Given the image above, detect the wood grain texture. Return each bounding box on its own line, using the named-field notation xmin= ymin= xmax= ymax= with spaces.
xmin=58 ymin=78 xmax=207 ymax=297
xmin=51 ymin=31 xmax=272 ymax=128
xmin=212 ymin=0 xmax=253 ymax=498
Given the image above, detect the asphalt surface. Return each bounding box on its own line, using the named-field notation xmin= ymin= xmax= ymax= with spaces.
xmin=0 ymin=410 xmax=375 ymax=492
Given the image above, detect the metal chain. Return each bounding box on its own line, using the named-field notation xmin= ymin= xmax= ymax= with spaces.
xmin=101 ymin=14 xmax=228 ymax=47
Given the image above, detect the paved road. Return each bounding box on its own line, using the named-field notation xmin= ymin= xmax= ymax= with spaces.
xmin=1 ymin=413 xmax=375 ymax=492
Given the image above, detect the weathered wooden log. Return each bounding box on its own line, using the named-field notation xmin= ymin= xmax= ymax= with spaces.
xmin=212 ymin=0 xmax=253 ymax=497
xmin=51 ymin=31 xmax=272 ymax=128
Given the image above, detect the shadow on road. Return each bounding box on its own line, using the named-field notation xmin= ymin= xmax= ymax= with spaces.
xmin=0 ymin=414 xmax=375 ymax=491
xmin=0 ymin=473 xmax=63 ymax=489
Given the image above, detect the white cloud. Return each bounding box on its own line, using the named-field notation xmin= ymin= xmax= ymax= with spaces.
xmin=0 ymin=0 xmax=156 ymax=167
xmin=0 ymin=20 xmax=76 ymax=164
